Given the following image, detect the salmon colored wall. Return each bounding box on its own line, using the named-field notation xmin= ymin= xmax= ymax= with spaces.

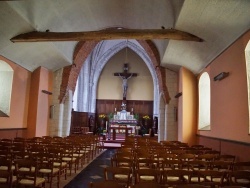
xmin=27 ymin=67 xmax=52 ymax=138
xmin=198 ymin=30 xmax=250 ymax=143
xmin=0 ymin=56 xmax=30 ymax=138
xmin=196 ymin=31 xmax=250 ymax=162
xmin=178 ymin=67 xmax=198 ymax=146
xmin=36 ymin=67 xmax=52 ymax=137
xmin=27 ymin=68 xmax=39 ymax=137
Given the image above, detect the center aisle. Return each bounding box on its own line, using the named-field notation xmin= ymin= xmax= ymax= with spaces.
xmin=64 ymin=149 xmax=117 ymax=188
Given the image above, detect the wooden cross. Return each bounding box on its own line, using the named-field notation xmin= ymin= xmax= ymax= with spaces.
xmin=114 ymin=63 xmax=137 ymax=100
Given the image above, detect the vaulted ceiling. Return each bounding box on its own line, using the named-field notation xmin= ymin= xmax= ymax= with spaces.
xmin=0 ymin=0 xmax=249 ymax=74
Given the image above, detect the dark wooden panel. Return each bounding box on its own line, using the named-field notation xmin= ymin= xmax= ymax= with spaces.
xmin=96 ymin=99 xmax=153 ymax=122
xmin=70 ymin=110 xmax=89 ymax=134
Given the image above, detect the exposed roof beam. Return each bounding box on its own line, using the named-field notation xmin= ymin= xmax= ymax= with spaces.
xmin=10 ymin=29 xmax=203 ymax=42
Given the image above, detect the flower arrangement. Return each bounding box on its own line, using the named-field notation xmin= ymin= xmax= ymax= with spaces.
xmin=134 ymin=113 xmax=139 ymax=120
xmin=108 ymin=113 xmax=113 ymax=119
xmin=143 ymin=115 xmax=150 ymax=120
xmin=99 ymin=114 xmax=106 ymax=119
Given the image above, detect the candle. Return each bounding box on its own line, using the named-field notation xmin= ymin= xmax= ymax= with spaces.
xmin=132 ymin=108 xmax=133 ymax=111
xmin=115 ymin=108 xmax=116 ymax=111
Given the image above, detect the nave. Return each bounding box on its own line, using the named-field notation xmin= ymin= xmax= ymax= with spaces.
xmin=1 ymin=135 xmax=250 ymax=188
xmin=64 ymin=149 xmax=116 ymax=188
xmin=65 ymin=136 xmax=250 ymax=188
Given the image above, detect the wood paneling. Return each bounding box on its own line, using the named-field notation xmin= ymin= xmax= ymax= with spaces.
xmin=96 ymin=99 xmax=153 ymax=123
xmin=0 ymin=128 xmax=27 ymax=139
xmin=197 ymin=135 xmax=250 ymax=162
xmin=70 ymin=110 xmax=88 ymax=134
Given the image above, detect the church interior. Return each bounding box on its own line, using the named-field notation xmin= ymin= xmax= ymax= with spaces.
xmin=0 ymin=1 xmax=250 ymax=187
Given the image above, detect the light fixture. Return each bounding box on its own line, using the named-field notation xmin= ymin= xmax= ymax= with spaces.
xmin=175 ymin=92 xmax=182 ymax=98
xmin=42 ymin=90 xmax=52 ymax=95
xmin=214 ymin=72 xmax=229 ymax=81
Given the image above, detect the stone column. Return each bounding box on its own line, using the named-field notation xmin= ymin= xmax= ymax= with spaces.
xmin=49 ymin=69 xmax=63 ymax=137
xmin=61 ymin=90 xmax=73 ymax=136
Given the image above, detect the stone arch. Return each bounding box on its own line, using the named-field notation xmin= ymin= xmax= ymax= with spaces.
xmin=59 ymin=39 xmax=171 ymax=109
xmin=87 ymin=40 xmax=160 ymax=114
xmin=59 ymin=41 xmax=100 ymax=103
xmin=158 ymin=91 xmax=166 ymax=141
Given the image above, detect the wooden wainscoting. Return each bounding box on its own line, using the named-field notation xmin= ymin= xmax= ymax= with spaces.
xmin=0 ymin=128 xmax=27 ymax=139
xmin=70 ymin=110 xmax=96 ymax=134
xmin=96 ymin=99 xmax=153 ymax=122
xmin=197 ymin=134 xmax=250 ymax=162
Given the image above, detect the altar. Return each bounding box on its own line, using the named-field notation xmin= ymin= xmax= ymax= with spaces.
xmin=110 ymin=109 xmax=138 ymax=125
xmin=108 ymin=109 xmax=139 ymax=139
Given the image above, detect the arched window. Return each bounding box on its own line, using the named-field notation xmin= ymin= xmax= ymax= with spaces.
xmin=245 ymin=40 xmax=250 ymax=133
xmin=0 ymin=60 xmax=13 ymax=117
xmin=198 ymin=72 xmax=211 ymax=130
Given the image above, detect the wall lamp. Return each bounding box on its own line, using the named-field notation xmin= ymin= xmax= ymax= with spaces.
xmin=42 ymin=90 xmax=52 ymax=95
xmin=175 ymin=92 xmax=182 ymax=98
xmin=214 ymin=72 xmax=229 ymax=81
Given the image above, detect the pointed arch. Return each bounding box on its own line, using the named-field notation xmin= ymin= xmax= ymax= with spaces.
xmin=59 ymin=38 xmax=171 ymax=114
xmin=85 ymin=40 xmax=160 ymax=114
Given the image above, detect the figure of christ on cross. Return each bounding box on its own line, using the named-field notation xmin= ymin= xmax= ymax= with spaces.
xmin=114 ymin=63 xmax=137 ymax=100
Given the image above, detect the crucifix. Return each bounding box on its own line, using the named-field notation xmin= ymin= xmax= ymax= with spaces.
xmin=114 ymin=63 xmax=137 ymax=101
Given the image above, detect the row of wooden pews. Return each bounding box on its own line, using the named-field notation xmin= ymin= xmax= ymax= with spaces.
xmin=89 ymin=136 xmax=250 ymax=188
xmin=0 ymin=134 xmax=104 ymax=188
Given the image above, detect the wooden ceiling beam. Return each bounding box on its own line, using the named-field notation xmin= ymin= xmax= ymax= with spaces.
xmin=10 ymin=29 xmax=203 ymax=42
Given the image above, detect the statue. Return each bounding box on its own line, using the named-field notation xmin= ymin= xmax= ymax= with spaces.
xmin=114 ymin=63 xmax=137 ymax=100
xmin=118 ymin=73 xmax=133 ymax=99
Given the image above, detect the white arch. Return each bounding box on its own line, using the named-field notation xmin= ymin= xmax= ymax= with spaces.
xmin=198 ymin=72 xmax=211 ymax=130
xmin=83 ymin=40 xmax=160 ymax=115
xmin=158 ymin=92 xmax=166 ymax=141
xmin=0 ymin=60 xmax=13 ymax=117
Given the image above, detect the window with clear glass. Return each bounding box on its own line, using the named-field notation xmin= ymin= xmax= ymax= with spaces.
xmin=245 ymin=41 xmax=250 ymax=133
xmin=0 ymin=60 xmax=13 ymax=117
xmin=198 ymin=72 xmax=211 ymax=130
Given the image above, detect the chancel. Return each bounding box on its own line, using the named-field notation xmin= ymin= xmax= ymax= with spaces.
xmin=112 ymin=64 xmax=137 ymax=122
xmin=108 ymin=64 xmax=139 ymax=138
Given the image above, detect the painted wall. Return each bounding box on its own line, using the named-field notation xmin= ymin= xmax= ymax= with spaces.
xmin=97 ymin=48 xmax=153 ymax=100
xmin=178 ymin=67 xmax=198 ymax=146
xmin=0 ymin=56 xmax=30 ymax=132
xmin=27 ymin=67 xmax=52 ymax=138
xmin=198 ymin=30 xmax=250 ymax=143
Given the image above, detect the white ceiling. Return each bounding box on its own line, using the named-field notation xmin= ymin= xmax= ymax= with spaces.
xmin=0 ymin=0 xmax=249 ymax=74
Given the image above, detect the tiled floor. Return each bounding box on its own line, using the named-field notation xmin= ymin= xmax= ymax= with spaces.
xmin=62 ymin=149 xmax=117 ymax=188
